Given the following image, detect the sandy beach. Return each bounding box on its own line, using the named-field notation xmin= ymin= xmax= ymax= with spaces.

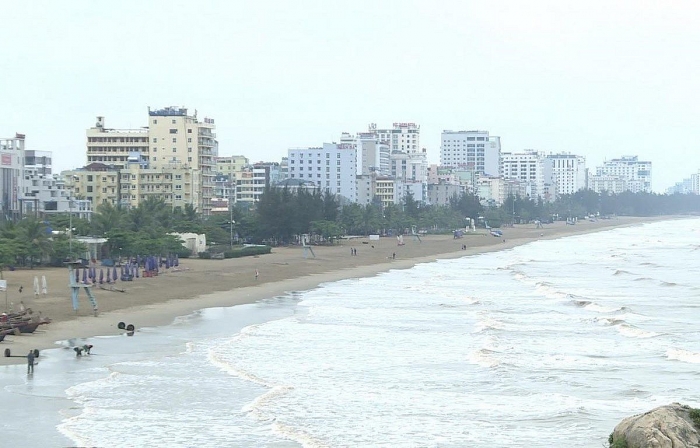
xmin=0 ymin=217 xmax=670 ymax=365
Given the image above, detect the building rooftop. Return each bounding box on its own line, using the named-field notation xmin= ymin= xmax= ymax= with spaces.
xmin=148 ymin=106 xmax=188 ymax=117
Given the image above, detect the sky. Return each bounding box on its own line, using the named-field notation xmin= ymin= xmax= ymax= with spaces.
xmin=1 ymin=0 xmax=699 ymax=192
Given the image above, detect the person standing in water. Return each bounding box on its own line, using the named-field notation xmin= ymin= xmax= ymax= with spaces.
xmin=27 ymin=350 xmax=35 ymax=374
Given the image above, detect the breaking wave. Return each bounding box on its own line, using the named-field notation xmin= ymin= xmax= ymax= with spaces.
xmin=666 ymin=348 xmax=700 ymax=364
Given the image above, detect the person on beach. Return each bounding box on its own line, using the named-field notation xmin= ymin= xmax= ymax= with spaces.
xmin=255 ymin=269 xmax=259 ymax=280
xmin=27 ymin=350 xmax=35 ymax=374
xmin=19 ymin=301 xmax=25 ymax=312
xmin=18 ymin=285 xmax=23 ymax=294
xmin=392 ymin=252 xmax=396 ymax=259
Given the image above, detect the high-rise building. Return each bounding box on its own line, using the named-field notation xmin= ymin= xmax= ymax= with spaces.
xmin=501 ymin=150 xmax=554 ymax=200
xmin=85 ymin=107 xmax=217 ymax=215
xmin=547 ymin=153 xmax=587 ymax=195
xmin=596 ymin=156 xmax=652 ymax=193
xmin=440 ymin=130 xmax=501 ymax=176
xmin=147 ymin=107 xmax=216 ymax=215
xmin=86 ymin=116 xmax=149 ymax=168
xmin=0 ymin=133 xmax=26 ymax=220
xmin=371 ymin=123 xmax=421 ymax=154
xmin=288 ymin=143 xmax=357 ymax=202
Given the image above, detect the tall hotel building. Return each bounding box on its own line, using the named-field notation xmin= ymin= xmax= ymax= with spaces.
xmin=287 ymin=143 xmax=358 ymax=202
xmin=596 ymin=156 xmax=652 ymax=193
xmin=501 ymin=150 xmax=554 ymax=200
xmin=440 ymin=130 xmax=501 ymax=176
xmin=547 ymin=153 xmax=587 ymax=195
xmin=371 ymin=123 xmax=421 ymax=153
xmin=85 ymin=107 xmax=217 ymax=215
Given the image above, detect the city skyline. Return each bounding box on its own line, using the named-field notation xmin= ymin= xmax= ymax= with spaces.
xmin=2 ymin=1 xmax=699 ymax=191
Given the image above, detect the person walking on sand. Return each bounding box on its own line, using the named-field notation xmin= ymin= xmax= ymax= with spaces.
xmin=255 ymin=269 xmax=259 ymax=281
xmin=27 ymin=350 xmax=35 ymax=374
xmin=18 ymin=285 xmax=23 ymax=294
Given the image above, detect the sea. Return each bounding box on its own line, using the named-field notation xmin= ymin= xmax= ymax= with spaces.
xmin=1 ymin=218 xmax=699 ymax=448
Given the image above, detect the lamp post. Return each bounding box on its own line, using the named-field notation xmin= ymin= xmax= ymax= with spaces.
xmin=68 ymin=199 xmax=73 ymax=261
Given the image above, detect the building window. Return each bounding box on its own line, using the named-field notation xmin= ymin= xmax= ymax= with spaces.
xmin=173 ymin=148 xmax=177 ymax=152
xmin=172 ymin=138 xmax=177 ymax=143
xmin=170 ymin=129 xmax=177 ymax=134
xmin=188 ymin=138 xmax=192 ymax=143
xmin=153 ymin=119 xmax=157 ymax=124
xmin=187 ymin=129 xmax=192 ymax=134
xmin=152 ymin=138 xmax=157 ymax=143
xmin=171 ymin=119 xmax=176 ymax=124
xmin=188 ymin=157 xmax=192 ymax=162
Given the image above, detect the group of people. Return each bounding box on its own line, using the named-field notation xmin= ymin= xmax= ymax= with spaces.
xmin=350 ymin=248 xmax=358 ymax=256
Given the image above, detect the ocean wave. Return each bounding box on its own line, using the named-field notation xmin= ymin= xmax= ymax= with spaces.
xmin=660 ymin=281 xmax=678 ymax=287
xmin=634 ymin=277 xmax=653 ymax=282
xmin=666 ymin=348 xmax=700 ymax=364
xmin=585 ymin=303 xmax=626 ymax=313
xmin=617 ymin=323 xmax=659 ymax=339
xmin=242 ymin=384 xmax=294 ymax=419
xmin=613 ymin=269 xmax=632 ymax=276
xmin=473 ymin=317 xmax=505 ymax=333
xmin=207 ymin=348 xmax=274 ymax=388
xmin=272 ymin=420 xmax=329 ymax=448
xmin=468 ymin=348 xmax=501 ymax=368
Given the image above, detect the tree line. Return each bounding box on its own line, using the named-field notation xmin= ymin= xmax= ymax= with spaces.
xmin=0 ymin=189 xmax=697 ymax=268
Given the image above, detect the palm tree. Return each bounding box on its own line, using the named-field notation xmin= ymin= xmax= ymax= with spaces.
xmin=17 ymin=218 xmax=52 ymax=268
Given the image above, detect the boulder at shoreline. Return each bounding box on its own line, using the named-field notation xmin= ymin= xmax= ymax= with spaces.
xmin=611 ymin=403 xmax=700 ymax=447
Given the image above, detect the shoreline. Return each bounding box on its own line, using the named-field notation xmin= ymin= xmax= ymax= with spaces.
xmin=0 ymin=216 xmax=684 ymax=365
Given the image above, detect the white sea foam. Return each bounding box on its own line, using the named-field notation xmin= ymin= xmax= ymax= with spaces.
xmin=666 ymin=348 xmax=700 ymax=364
xmin=617 ymin=324 xmax=659 ymax=339
xmin=585 ymin=303 xmax=624 ymax=313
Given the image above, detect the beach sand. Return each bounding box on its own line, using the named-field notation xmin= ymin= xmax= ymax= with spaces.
xmin=0 ymin=217 xmax=668 ymax=365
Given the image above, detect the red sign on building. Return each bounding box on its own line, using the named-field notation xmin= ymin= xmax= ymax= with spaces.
xmin=1 ymin=153 xmax=11 ymax=166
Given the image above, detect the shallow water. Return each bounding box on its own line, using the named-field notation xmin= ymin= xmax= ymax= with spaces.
xmin=2 ymin=218 xmax=699 ymax=447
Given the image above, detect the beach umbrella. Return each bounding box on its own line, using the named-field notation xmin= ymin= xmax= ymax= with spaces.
xmin=41 ymin=275 xmax=47 ymax=295
xmin=99 ymin=269 xmax=104 ymax=284
xmin=82 ymin=268 xmax=87 ymax=284
xmin=113 ymin=266 xmax=118 ymax=282
xmin=33 ymin=276 xmax=40 ymax=296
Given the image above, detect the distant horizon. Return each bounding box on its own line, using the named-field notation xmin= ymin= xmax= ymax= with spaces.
xmin=2 ymin=1 xmax=699 ymax=192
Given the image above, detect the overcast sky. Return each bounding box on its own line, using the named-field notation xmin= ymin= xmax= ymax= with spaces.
xmin=1 ymin=1 xmax=698 ymax=192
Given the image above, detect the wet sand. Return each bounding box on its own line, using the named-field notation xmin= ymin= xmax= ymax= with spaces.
xmin=0 ymin=217 xmax=670 ymax=365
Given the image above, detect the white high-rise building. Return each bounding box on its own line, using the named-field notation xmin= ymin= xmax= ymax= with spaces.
xmin=440 ymin=130 xmax=501 ymax=176
xmin=288 ymin=143 xmax=358 ymax=202
xmin=0 ymin=134 xmax=26 ymax=220
xmin=501 ymin=150 xmax=554 ymax=200
xmin=596 ymin=156 xmax=652 ymax=193
xmin=371 ymin=123 xmax=422 ymax=154
xmin=340 ymin=131 xmax=390 ymax=176
xmin=547 ymin=153 xmax=587 ymax=195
